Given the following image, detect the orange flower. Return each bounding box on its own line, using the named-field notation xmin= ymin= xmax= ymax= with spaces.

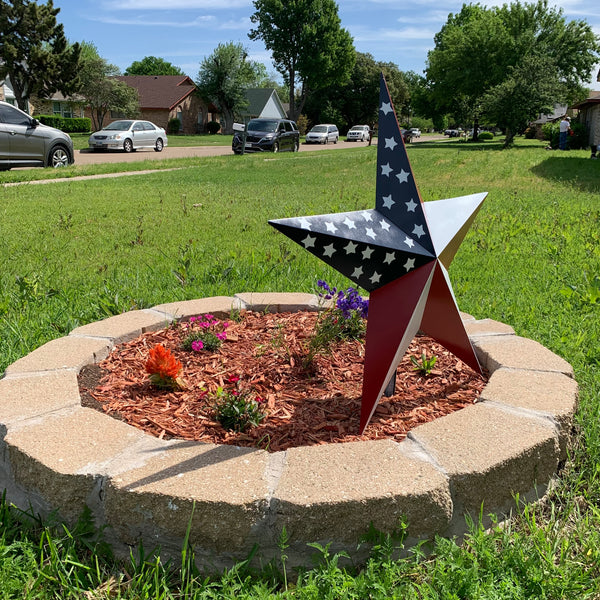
xmin=145 ymin=344 xmax=182 ymax=380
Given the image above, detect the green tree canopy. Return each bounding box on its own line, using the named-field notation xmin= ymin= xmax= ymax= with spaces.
xmin=196 ymin=42 xmax=264 ymax=134
xmin=425 ymin=0 xmax=600 ymax=146
xmin=249 ymin=0 xmax=355 ymax=121
xmin=124 ymin=56 xmax=185 ymax=76
xmin=0 ymin=0 xmax=80 ymax=111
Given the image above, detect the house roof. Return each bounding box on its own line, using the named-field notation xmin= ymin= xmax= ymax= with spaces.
xmin=571 ymin=91 xmax=600 ymax=110
xmin=240 ymin=88 xmax=286 ymax=118
xmin=531 ymin=103 xmax=568 ymax=125
xmin=113 ymin=75 xmax=197 ymax=110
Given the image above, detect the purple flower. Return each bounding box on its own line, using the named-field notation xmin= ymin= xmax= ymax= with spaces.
xmin=191 ymin=340 xmax=204 ymax=351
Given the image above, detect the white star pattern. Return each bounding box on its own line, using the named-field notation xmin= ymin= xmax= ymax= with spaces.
xmin=323 ymin=243 xmax=336 ymax=257
xmin=365 ymin=228 xmax=376 ymax=240
xmin=298 ymin=217 xmax=312 ymax=230
xmin=403 ymin=236 xmax=415 ymax=248
xmin=370 ymin=272 xmax=382 ymax=284
xmin=382 ymin=195 xmax=395 ymax=209
xmin=405 ymin=199 xmax=417 ymax=212
xmin=362 ymin=211 xmax=373 ymax=222
xmin=352 ymin=266 xmax=364 ymax=278
xmin=381 ymin=163 xmax=393 ymax=177
xmin=380 ymin=220 xmax=390 ymax=232
xmin=362 ymin=247 xmax=374 ymax=259
xmin=302 ymin=235 xmax=316 ymax=248
xmin=404 ymin=258 xmax=416 ymax=271
xmin=325 ymin=221 xmax=337 ymax=233
xmin=343 ymin=217 xmax=356 ymax=229
xmin=345 ymin=241 xmax=358 ymax=254
xmin=380 ymin=102 xmax=392 ymax=115
xmin=397 ymin=169 xmax=410 ymax=183
xmin=412 ymin=224 xmax=425 ymax=238
xmin=384 ymin=252 xmax=395 ymax=264
xmin=385 ymin=137 xmax=398 ymax=150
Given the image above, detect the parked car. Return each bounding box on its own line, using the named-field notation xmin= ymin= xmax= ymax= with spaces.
xmin=305 ymin=124 xmax=339 ymax=144
xmin=0 ymin=100 xmax=74 ymax=170
xmin=346 ymin=124 xmax=370 ymax=142
xmin=409 ymin=128 xmax=421 ymax=138
xmin=232 ymin=118 xmax=300 ymax=154
xmin=400 ymin=129 xmax=413 ymax=143
xmin=88 ymin=120 xmax=168 ymax=152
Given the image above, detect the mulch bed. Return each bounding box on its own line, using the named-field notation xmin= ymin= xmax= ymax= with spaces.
xmin=79 ymin=310 xmax=486 ymax=452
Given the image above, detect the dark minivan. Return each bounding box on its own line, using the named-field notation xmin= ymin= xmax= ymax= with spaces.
xmin=0 ymin=101 xmax=74 ymax=170
xmin=232 ymin=118 xmax=300 ymax=154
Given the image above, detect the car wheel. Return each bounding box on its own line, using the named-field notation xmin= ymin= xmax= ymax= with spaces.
xmin=272 ymin=142 xmax=279 ymax=153
xmin=123 ymin=139 xmax=133 ymax=153
xmin=293 ymin=139 xmax=299 ymax=152
xmin=334 ymin=136 xmax=338 ymax=144
xmin=154 ymin=138 xmax=164 ymax=152
xmin=48 ymin=145 xmax=70 ymax=168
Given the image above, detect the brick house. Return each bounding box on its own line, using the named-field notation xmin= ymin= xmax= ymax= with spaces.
xmin=572 ymin=88 xmax=600 ymax=154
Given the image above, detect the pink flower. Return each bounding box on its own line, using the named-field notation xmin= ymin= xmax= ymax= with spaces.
xmin=191 ymin=340 xmax=204 ymax=351
xmin=216 ymin=332 xmax=227 ymax=341
xmin=228 ymin=375 xmax=240 ymax=383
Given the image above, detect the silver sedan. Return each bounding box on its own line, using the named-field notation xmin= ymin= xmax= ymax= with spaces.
xmin=88 ymin=120 xmax=168 ymax=153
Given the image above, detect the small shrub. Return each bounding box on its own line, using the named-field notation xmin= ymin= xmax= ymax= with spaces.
xmin=206 ymin=120 xmax=221 ymax=134
xmin=167 ymin=117 xmax=181 ymax=134
xmin=35 ymin=115 xmax=91 ymax=133
xmin=145 ymin=344 xmax=183 ymax=390
xmin=208 ymin=375 xmax=265 ymax=432
xmin=478 ymin=131 xmax=494 ymax=141
xmin=182 ymin=314 xmax=228 ymax=352
xmin=523 ymin=127 xmax=536 ymax=139
xmin=296 ymin=114 xmax=309 ymax=135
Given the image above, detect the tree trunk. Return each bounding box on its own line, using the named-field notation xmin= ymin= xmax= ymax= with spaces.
xmin=472 ymin=116 xmax=480 ymax=141
xmin=503 ymin=127 xmax=515 ymax=148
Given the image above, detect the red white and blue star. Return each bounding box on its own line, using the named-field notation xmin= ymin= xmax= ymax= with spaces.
xmin=270 ymin=74 xmax=487 ymax=433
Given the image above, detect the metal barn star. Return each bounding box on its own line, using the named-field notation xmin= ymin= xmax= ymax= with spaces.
xmin=270 ymin=74 xmax=487 ymax=433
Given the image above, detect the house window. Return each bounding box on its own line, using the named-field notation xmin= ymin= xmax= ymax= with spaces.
xmin=52 ymin=101 xmax=74 ymax=118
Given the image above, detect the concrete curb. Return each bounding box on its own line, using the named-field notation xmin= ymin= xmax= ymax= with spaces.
xmin=0 ymin=293 xmax=578 ymax=570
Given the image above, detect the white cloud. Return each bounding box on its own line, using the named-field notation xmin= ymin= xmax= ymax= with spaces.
xmin=102 ymin=0 xmax=251 ymax=8
xmin=88 ymin=14 xmax=215 ymax=27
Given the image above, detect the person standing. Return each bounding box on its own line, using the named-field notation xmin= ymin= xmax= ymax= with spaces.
xmin=559 ymin=116 xmax=570 ymax=150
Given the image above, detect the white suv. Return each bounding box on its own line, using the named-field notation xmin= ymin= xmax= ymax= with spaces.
xmin=346 ymin=125 xmax=370 ymax=142
xmin=305 ymin=124 xmax=339 ymax=144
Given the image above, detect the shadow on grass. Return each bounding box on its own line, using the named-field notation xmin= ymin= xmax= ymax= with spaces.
xmin=530 ymin=155 xmax=600 ymax=194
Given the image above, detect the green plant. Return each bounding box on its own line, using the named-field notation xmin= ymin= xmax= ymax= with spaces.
xmin=145 ymin=344 xmax=183 ymax=389
xmin=206 ymin=120 xmax=221 ymax=134
xmin=478 ymin=131 xmax=494 ymax=141
xmin=208 ymin=375 xmax=265 ymax=432
xmin=182 ymin=314 xmax=228 ymax=352
xmin=167 ymin=117 xmax=182 ymax=134
xmin=410 ymin=350 xmax=438 ymax=375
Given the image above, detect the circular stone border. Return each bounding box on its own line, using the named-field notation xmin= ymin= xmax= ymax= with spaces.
xmin=0 ymin=292 xmax=577 ymax=570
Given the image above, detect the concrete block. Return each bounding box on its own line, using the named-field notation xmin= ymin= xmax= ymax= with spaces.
xmin=464 ymin=318 xmax=515 ymax=338
xmin=150 ymin=296 xmax=243 ymax=321
xmin=473 ymin=335 xmax=573 ymax=376
xmin=69 ymin=310 xmax=171 ymax=344
xmin=4 ymin=336 xmax=112 ymax=376
xmin=409 ymin=403 xmax=559 ymax=525
xmin=273 ymin=440 xmax=452 ymax=545
xmin=235 ymin=292 xmax=320 ymax=313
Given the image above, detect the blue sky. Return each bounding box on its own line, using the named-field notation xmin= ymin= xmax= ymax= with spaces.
xmin=54 ymin=0 xmax=600 ymax=90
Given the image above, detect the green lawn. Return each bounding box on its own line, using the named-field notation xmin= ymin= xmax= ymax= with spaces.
xmin=70 ymin=131 xmax=233 ymax=151
xmin=1 ymin=138 xmax=600 ymax=597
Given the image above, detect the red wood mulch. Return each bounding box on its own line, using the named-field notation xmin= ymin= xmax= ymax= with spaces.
xmin=79 ymin=310 xmax=486 ymax=452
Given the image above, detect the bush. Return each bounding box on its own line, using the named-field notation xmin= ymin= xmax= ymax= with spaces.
xmin=167 ymin=118 xmax=181 ymax=134
xmin=206 ymin=120 xmax=221 ymax=134
xmin=35 ymin=115 xmax=91 ymax=133
xmin=478 ymin=131 xmax=494 ymax=141
xmin=296 ymin=114 xmax=309 ymax=135
xmin=542 ymin=121 xmax=587 ymax=150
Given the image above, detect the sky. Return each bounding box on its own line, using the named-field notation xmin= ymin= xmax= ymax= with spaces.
xmin=53 ymin=0 xmax=600 ymax=91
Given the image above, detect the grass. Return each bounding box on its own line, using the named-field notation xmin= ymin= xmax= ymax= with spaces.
xmin=70 ymin=132 xmax=233 ymax=151
xmin=1 ymin=137 xmax=600 ymax=597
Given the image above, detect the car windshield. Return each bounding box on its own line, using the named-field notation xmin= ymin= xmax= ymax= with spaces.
xmin=311 ymin=126 xmax=327 ymax=133
xmin=350 ymin=126 xmax=365 ymax=131
xmin=103 ymin=121 xmax=134 ymax=131
xmin=248 ymin=120 xmax=278 ymax=133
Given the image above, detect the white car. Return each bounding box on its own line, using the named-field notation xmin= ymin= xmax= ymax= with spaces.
xmin=88 ymin=120 xmax=168 ymax=152
xmin=305 ymin=124 xmax=339 ymax=144
xmin=409 ymin=128 xmax=421 ymax=138
xmin=346 ymin=125 xmax=370 ymax=142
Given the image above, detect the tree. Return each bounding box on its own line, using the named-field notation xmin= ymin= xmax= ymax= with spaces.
xmin=425 ymin=1 xmax=600 ymax=145
xmin=124 ymin=56 xmax=185 ymax=76
xmin=76 ymin=42 xmax=138 ymax=130
xmin=196 ymin=42 xmax=264 ymax=134
xmin=249 ymin=0 xmax=355 ymax=121
xmin=0 ymin=0 xmax=80 ymax=111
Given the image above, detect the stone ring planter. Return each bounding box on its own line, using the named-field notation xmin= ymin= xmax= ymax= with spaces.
xmin=0 ymin=292 xmax=577 ymax=570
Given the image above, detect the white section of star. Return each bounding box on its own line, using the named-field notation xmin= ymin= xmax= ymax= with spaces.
xmin=302 ymin=235 xmax=316 ymax=248
xmin=362 ymin=247 xmax=374 ymax=259
xmin=384 ymin=252 xmax=395 ymax=264
xmin=412 ymin=224 xmax=425 ymax=238
xmin=323 ymin=243 xmax=336 ymax=257
xmin=362 ymin=211 xmax=373 ymax=222
xmin=352 ymin=266 xmax=364 ymax=278
xmin=343 ymin=217 xmax=356 ymax=229
xmin=365 ymin=227 xmax=376 ymax=240
xmin=298 ymin=217 xmax=312 ymax=230
xmin=403 ymin=236 xmax=415 ymax=248
xmin=345 ymin=241 xmax=358 ymax=254
xmin=370 ymin=272 xmax=381 ymax=284
xmin=397 ymin=169 xmax=410 ymax=183
xmin=380 ymin=102 xmax=392 ymax=115
xmin=381 ymin=163 xmax=393 ymax=177
xmin=384 ymin=137 xmax=398 ymax=150
xmin=404 ymin=258 xmax=416 ymax=271
xmin=382 ymin=195 xmax=394 ymax=209
xmin=405 ymin=199 xmax=417 ymax=212
xmin=325 ymin=221 xmax=337 ymax=233
xmin=380 ymin=220 xmax=390 ymax=232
